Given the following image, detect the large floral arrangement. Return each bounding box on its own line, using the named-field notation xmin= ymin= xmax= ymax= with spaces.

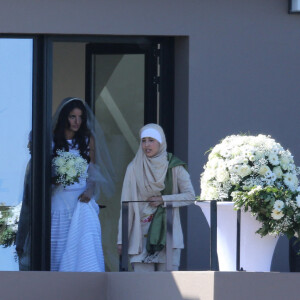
xmin=0 ymin=203 xmax=21 ymax=247
xmin=52 ymin=150 xmax=88 ymax=187
xmin=199 ymin=134 xmax=300 ymax=238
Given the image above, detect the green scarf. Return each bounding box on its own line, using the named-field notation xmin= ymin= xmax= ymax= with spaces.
xmin=146 ymin=153 xmax=187 ymax=254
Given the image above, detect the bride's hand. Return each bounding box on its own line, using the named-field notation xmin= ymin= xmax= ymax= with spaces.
xmin=78 ymin=193 xmax=90 ymax=203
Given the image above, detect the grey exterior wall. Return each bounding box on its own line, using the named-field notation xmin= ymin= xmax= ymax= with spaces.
xmin=1 ymin=0 xmax=300 ymax=271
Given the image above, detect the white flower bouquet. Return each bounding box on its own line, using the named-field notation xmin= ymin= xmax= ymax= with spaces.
xmin=0 ymin=203 xmax=21 ymax=247
xmin=52 ymin=150 xmax=88 ymax=187
xmin=199 ymin=134 xmax=300 ymax=238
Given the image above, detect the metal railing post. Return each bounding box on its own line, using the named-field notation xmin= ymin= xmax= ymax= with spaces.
xmin=236 ymin=208 xmax=241 ymax=271
xmin=121 ymin=202 xmax=129 ymax=271
xmin=210 ymin=200 xmax=218 ymax=271
xmin=166 ymin=203 xmax=173 ymax=271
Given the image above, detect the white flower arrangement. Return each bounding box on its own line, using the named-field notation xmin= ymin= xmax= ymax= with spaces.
xmin=0 ymin=202 xmax=22 ymax=247
xmin=52 ymin=150 xmax=88 ymax=187
xmin=199 ymin=134 xmax=300 ymax=238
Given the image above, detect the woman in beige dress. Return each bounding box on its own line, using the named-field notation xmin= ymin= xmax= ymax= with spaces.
xmin=117 ymin=123 xmax=195 ymax=272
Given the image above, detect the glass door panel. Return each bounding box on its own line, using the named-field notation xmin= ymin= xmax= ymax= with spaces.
xmin=0 ymin=38 xmax=33 ymax=270
xmin=93 ymin=53 xmax=145 ymax=271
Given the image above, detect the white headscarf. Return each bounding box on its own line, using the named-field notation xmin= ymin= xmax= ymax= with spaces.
xmin=133 ymin=123 xmax=168 ymax=199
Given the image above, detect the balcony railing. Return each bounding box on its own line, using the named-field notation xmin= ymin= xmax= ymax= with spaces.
xmin=119 ymin=200 xmax=243 ymax=272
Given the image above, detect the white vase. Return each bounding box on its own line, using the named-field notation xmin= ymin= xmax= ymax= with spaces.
xmin=196 ymin=201 xmax=279 ymax=272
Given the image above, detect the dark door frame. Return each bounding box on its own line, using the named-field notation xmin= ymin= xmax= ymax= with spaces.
xmin=31 ymin=35 xmax=52 ymax=271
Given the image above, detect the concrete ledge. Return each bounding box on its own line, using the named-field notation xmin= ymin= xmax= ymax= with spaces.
xmin=0 ymin=271 xmax=299 ymax=300
xmin=214 ymin=272 xmax=300 ymax=300
xmin=0 ymin=271 xmax=107 ymax=300
xmin=107 ymin=271 xmax=214 ymax=300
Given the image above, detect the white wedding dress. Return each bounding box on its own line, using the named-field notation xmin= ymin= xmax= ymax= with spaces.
xmin=51 ymin=143 xmax=105 ymax=272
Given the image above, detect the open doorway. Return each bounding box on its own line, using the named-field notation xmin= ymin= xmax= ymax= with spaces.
xmin=52 ymin=36 xmax=174 ymax=271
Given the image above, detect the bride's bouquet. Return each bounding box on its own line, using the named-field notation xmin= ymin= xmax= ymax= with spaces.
xmin=52 ymin=150 xmax=88 ymax=187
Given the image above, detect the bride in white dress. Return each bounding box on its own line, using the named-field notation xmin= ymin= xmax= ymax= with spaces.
xmin=51 ymin=97 xmax=115 ymax=272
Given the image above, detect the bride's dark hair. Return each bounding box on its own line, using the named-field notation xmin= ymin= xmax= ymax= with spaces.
xmin=53 ymin=99 xmax=91 ymax=163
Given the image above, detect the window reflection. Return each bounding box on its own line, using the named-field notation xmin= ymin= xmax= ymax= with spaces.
xmin=15 ymin=132 xmax=32 ymax=270
xmin=94 ymin=54 xmax=145 ymax=271
xmin=0 ymin=38 xmax=33 ymax=270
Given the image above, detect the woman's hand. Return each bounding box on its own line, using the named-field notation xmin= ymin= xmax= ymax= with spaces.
xmin=78 ymin=192 xmax=91 ymax=203
xmin=147 ymin=196 xmax=163 ymax=207
xmin=117 ymin=244 xmax=122 ymax=256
